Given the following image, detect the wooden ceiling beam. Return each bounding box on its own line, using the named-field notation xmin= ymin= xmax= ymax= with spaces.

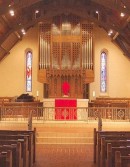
xmin=0 ymin=1 xmax=11 ymax=14
xmin=91 ymin=0 xmax=130 ymax=15
xmin=115 ymin=36 xmax=130 ymax=57
xmin=0 ymin=0 xmax=42 ymax=16
xmin=0 ymin=2 xmax=119 ymax=45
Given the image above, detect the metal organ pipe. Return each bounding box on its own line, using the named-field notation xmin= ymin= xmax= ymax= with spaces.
xmin=46 ymin=41 xmax=48 ymax=68
xmin=39 ymin=25 xmax=42 ymax=69
xmin=45 ymin=40 xmax=47 ymax=69
xmin=87 ymin=30 xmax=89 ymax=69
xmin=89 ymin=33 xmax=90 ymax=69
xmin=40 ymin=34 xmax=42 ymax=69
xmin=46 ymin=41 xmax=48 ymax=69
xmin=43 ymin=35 xmax=45 ymax=69
xmin=90 ymin=36 xmax=93 ymax=70
xmin=41 ymin=34 xmax=44 ymax=69
xmin=39 ymin=22 xmax=93 ymax=71
xmin=88 ymin=28 xmax=90 ymax=69
xmin=43 ymin=40 xmax=45 ymax=69
xmin=39 ymin=34 xmax=41 ymax=69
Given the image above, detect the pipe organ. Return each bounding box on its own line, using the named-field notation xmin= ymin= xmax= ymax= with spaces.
xmin=38 ymin=14 xmax=94 ymax=98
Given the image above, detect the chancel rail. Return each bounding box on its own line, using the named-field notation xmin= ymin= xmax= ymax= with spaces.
xmin=0 ymin=106 xmax=130 ymax=122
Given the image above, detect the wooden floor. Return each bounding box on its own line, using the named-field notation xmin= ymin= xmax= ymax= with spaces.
xmin=33 ymin=121 xmax=96 ymax=167
xmin=0 ymin=120 xmax=130 ymax=167
xmin=34 ymin=144 xmax=96 ymax=167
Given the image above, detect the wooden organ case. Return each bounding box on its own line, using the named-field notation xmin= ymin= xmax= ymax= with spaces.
xmin=38 ymin=14 xmax=94 ymax=98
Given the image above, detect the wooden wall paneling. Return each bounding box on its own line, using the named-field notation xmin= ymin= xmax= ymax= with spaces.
xmin=75 ymin=76 xmax=78 ymax=97
xmin=54 ymin=77 xmax=57 ymax=97
xmin=80 ymin=27 xmax=82 ymax=69
xmin=70 ymin=76 xmax=74 ymax=97
xmin=49 ymin=74 xmax=52 ymax=97
xmin=88 ymin=24 xmax=90 ymax=69
xmin=50 ymin=23 xmax=53 ymax=70
xmin=85 ymin=69 xmax=94 ymax=83
xmin=38 ymin=69 xmax=47 ymax=83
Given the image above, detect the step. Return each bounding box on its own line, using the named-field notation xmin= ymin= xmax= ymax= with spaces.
xmin=36 ymin=136 xmax=93 ymax=144
xmin=36 ymin=131 xmax=93 ymax=144
xmin=36 ymin=132 xmax=93 ymax=137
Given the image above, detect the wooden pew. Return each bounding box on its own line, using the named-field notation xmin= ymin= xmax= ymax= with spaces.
xmin=0 ymin=140 xmax=23 ymax=167
xmin=0 ymin=145 xmax=19 ymax=167
xmin=0 ymin=152 xmax=7 ymax=167
xmin=0 ymin=128 xmax=36 ymax=167
xmin=0 ymin=135 xmax=28 ymax=167
xmin=98 ymin=135 xmax=130 ymax=167
xmin=0 ymin=128 xmax=36 ymax=163
xmin=100 ymin=137 xmax=130 ymax=167
xmin=0 ymin=150 xmax=12 ymax=167
xmin=106 ymin=143 xmax=130 ymax=167
xmin=0 ymin=133 xmax=29 ymax=167
xmin=93 ymin=128 xmax=130 ymax=165
xmin=90 ymin=97 xmax=130 ymax=108
xmin=115 ymin=151 xmax=130 ymax=167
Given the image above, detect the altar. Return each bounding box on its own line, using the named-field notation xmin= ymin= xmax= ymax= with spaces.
xmin=43 ymin=98 xmax=89 ymax=121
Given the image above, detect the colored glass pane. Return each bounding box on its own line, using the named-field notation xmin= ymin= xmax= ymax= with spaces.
xmin=100 ymin=52 xmax=107 ymax=92
xmin=26 ymin=51 xmax=32 ymax=92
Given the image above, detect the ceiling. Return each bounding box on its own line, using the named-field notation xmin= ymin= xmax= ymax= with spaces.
xmin=0 ymin=0 xmax=130 ymax=61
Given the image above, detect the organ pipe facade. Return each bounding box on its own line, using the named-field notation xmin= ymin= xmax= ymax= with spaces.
xmin=38 ymin=14 xmax=94 ymax=98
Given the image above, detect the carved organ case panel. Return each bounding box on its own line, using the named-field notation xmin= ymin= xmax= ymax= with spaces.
xmin=38 ymin=14 xmax=94 ymax=98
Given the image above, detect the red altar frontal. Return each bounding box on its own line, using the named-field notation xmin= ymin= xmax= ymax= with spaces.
xmin=43 ymin=98 xmax=89 ymax=121
xmin=55 ymin=99 xmax=77 ymax=120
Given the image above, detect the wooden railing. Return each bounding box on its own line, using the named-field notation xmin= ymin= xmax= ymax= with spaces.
xmin=89 ymin=97 xmax=130 ymax=107
xmin=0 ymin=106 xmax=130 ymax=122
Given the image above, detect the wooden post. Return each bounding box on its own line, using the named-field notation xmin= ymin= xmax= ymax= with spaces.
xmin=93 ymin=128 xmax=97 ymax=163
xmin=33 ymin=127 xmax=36 ymax=163
xmin=100 ymin=137 xmax=105 ymax=167
xmin=28 ymin=111 xmax=32 ymax=130
xmin=98 ymin=114 xmax=102 ymax=131
xmin=115 ymin=151 xmax=121 ymax=167
xmin=106 ymin=143 xmax=112 ymax=167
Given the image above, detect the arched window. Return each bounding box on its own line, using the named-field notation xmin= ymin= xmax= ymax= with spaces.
xmin=26 ymin=51 xmax=32 ymax=92
xmin=100 ymin=51 xmax=107 ymax=93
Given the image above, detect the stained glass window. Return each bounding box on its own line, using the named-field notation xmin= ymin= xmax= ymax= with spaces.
xmin=100 ymin=51 xmax=107 ymax=93
xmin=26 ymin=51 xmax=32 ymax=92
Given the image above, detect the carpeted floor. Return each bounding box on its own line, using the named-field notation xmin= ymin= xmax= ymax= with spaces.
xmin=34 ymin=144 xmax=96 ymax=167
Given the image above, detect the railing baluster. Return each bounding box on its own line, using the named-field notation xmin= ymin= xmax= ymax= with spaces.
xmin=0 ymin=105 xmax=129 ymax=123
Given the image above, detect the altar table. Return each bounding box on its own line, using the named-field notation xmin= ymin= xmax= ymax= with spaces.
xmin=43 ymin=98 xmax=89 ymax=121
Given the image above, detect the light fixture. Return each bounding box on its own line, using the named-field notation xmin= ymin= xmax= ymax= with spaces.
xmin=120 ymin=12 xmax=125 ymax=17
xmin=96 ymin=10 xmax=99 ymax=14
xmin=108 ymin=29 xmax=113 ymax=36
xmin=9 ymin=9 xmax=14 ymax=16
xmin=21 ymin=28 xmax=26 ymax=35
xmin=35 ymin=9 xmax=40 ymax=19
xmin=35 ymin=10 xmax=39 ymax=14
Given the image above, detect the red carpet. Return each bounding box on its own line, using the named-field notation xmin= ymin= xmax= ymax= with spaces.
xmin=55 ymin=99 xmax=77 ymax=120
